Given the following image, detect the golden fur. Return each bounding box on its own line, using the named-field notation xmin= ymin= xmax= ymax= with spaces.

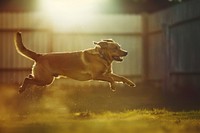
xmin=14 ymin=32 xmax=136 ymax=93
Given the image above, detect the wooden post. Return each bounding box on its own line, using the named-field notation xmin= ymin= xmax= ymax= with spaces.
xmin=142 ymin=13 xmax=149 ymax=82
xmin=162 ymin=23 xmax=171 ymax=93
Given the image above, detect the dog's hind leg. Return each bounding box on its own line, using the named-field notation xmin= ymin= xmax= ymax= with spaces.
xmin=19 ymin=76 xmax=54 ymax=94
xmin=18 ymin=63 xmax=55 ymax=93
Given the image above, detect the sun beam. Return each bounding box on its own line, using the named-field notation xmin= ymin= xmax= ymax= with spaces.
xmin=39 ymin=0 xmax=104 ymax=32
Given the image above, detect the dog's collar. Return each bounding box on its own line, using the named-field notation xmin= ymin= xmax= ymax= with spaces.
xmin=95 ymin=47 xmax=112 ymax=64
xmin=86 ymin=47 xmax=112 ymax=64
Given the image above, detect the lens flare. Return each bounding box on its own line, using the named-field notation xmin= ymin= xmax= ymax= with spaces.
xmin=39 ymin=0 xmax=103 ymax=32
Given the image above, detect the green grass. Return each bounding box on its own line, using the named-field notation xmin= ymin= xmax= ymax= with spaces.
xmin=1 ymin=109 xmax=200 ymax=133
xmin=0 ymin=82 xmax=200 ymax=133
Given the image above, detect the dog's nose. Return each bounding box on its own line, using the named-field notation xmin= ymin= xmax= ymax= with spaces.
xmin=124 ymin=51 xmax=128 ymax=56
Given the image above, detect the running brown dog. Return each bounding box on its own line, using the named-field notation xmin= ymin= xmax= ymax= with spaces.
xmin=14 ymin=32 xmax=136 ymax=93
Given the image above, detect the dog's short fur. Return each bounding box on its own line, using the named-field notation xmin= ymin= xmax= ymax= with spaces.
xmin=14 ymin=32 xmax=136 ymax=93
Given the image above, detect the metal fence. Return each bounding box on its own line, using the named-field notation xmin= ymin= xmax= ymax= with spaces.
xmin=147 ymin=0 xmax=200 ymax=92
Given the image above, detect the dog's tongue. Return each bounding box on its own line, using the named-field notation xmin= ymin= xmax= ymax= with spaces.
xmin=113 ymin=56 xmax=123 ymax=61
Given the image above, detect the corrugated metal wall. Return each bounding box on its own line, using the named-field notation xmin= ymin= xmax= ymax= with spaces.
xmin=0 ymin=13 xmax=142 ymax=84
xmin=148 ymin=0 xmax=200 ymax=92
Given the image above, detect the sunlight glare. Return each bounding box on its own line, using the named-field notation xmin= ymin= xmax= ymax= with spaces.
xmin=39 ymin=0 xmax=103 ymax=32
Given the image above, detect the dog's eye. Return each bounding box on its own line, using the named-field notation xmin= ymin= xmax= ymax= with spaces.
xmin=113 ymin=48 xmax=118 ymax=52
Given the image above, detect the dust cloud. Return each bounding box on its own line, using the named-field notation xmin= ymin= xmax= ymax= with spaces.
xmin=0 ymin=82 xmax=73 ymax=123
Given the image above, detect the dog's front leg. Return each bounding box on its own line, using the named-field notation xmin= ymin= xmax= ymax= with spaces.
xmin=93 ymin=75 xmax=116 ymax=91
xmin=110 ymin=73 xmax=136 ymax=87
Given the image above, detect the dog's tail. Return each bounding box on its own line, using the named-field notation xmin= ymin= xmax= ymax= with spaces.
xmin=14 ymin=32 xmax=40 ymax=61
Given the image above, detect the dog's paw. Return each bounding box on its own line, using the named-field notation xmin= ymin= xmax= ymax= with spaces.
xmin=110 ymin=87 xmax=116 ymax=92
xmin=126 ymin=81 xmax=136 ymax=87
xmin=109 ymin=83 xmax=116 ymax=92
xmin=18 ymin=86 xmax=25 ymax=94
xmin=124 ymin=80 xmax=136 ymax=87
xmin=130 ymin=82 xmax=136 ymax=87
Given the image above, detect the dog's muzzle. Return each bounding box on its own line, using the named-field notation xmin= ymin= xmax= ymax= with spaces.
xmin=122 ymin=51 xmax=128 ymax=56
xmin=113 ymin=50 xmax=128 ymax=61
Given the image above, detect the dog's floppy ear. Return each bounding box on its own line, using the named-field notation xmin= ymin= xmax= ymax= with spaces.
xmin=93 ymin=41 xmax=98 ymax=45
xmin=93 ymin=41 xmax=108 ymax=48
xmin=102 ymin=39 xmax=114 ymax=42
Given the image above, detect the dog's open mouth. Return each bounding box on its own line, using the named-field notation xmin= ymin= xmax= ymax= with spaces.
xmin=113 ymin=56 xmax=123 ymax=61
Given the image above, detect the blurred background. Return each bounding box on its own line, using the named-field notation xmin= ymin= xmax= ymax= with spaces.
xmin=0 ymin=0 xmax=200 ymax=114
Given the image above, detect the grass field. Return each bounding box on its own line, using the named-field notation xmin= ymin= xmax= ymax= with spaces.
xmin=0 ymin=80 xmax=200 ymax=133
xmin=1 ymin=109 xmax=200 ymax=133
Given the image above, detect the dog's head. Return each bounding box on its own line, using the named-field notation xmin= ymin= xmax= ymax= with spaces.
xmin=94 ymin=39 xmax=128 ymax=62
